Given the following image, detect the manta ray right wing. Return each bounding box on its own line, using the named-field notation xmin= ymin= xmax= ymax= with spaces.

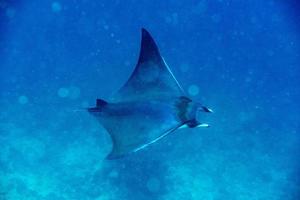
xmin=111 ymin=28 xmax=184 ymax=102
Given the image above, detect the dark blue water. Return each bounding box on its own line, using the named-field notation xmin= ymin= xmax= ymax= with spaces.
xmin=0 ymin=0 xmax=299 ymax=199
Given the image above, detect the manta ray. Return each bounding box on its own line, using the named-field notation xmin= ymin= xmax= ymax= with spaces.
xmin=88 ymin=28 xmax=212 ymax=159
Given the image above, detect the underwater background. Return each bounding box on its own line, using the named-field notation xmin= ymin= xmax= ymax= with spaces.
xmin=0 ymin=0 xmax=299 ymax=199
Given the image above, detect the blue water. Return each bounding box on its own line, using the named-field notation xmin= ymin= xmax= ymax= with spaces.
xmin=0 ymin=0 xmax=299 ymax=199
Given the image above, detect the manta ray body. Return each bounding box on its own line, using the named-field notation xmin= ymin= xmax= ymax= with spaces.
xmin=88 ymin=29 xmax=212 ymax=159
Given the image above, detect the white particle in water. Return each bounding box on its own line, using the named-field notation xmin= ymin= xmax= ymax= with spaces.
xmin=18 ymin=95 xmax=28 ymax=104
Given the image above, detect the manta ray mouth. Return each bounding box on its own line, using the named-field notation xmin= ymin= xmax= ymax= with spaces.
xmin=201 ymin=106 xmax=213 ymax=113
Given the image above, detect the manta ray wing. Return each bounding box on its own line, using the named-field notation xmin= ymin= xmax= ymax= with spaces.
xmin=111 ymin=28 xmax=184 ymax=102
xmin=94 ymin=102 xmax=183 ymax=159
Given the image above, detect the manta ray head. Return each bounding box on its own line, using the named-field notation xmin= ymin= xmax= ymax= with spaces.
xmin=195 ymin=103 xmax=213 ymax=127
xmin=176 ymin=96 xmax=213 ymax=128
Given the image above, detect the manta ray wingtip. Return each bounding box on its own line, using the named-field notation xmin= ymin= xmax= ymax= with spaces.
xmin=141 ymin=27 xmax=148 ymax=33
xmin=141 ymin=28 xmax=152 ymax=38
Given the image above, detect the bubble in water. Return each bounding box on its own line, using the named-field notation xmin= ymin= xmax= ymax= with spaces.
xmin=194 ymin=0 xmax=207 ymax=14
xmin=103 ymin=24 xmax=109 ymax=30
xmin=51 ymin=2 xmax=62 ymax=13
xmin=18 ymin=95 xmax=28 ymax=104
xmin=146 ymin=177 xmax=161 ymax=193
xmin=211 ymin=14 xmax=221 ymax=23
xmin=6 ymin=8 xmax=15 ymax=18
xmin=57 ymin=87 xmax=69 ymax=98
xmin=188 ymin=84 xmax=199 ymax=96
xmin=81 ymin=101 xmax=89 ymax=108
xmin=124 ymin=60 xmax=130 ymax=66
xmin=68 ymin=86 xmax=81 ymax=99
xmin=108 ymin=170 xmax=119 ymax=178
xmin=180 ymin=63 xmax=189 ymax=72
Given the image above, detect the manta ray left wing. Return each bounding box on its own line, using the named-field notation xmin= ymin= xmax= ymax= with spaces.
xmin=111 ymin=28 xmax=184 ymax=102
